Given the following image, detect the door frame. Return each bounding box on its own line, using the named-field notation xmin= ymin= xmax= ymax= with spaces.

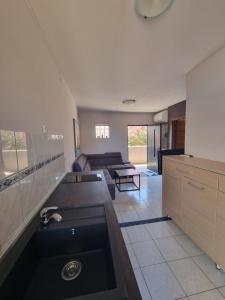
xmin=170 ymin=116 xmax=185 ymax=149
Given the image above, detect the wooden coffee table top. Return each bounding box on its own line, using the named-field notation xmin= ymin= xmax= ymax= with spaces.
xmin=115 ymin=169 xmax=140 ymax=177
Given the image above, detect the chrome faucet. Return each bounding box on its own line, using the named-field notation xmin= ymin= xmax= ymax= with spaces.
xmin=40 ymin=206 xmax=62 ymax=225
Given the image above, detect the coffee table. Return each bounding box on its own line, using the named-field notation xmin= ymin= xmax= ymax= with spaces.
xmin=115 ymin=169 xmax=140 ymax=192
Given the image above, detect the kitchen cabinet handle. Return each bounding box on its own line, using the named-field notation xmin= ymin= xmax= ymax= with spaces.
xmin=176 ymin=168 xmax=188 ymax=174
xmin=187 ymin=181 xmax=205 ymax=191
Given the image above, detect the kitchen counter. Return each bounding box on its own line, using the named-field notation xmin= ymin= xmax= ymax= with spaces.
xmin=44 ymin=171 xmax=142 ymax=300
xmin=0 ymin=171 xmax=141 ymax=300
xmin=47 ymin=171 xmax=112 ymax=207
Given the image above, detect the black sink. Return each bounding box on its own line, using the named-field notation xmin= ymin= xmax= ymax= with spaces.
xmin=0 ymin=205 xmax=127 ymax=300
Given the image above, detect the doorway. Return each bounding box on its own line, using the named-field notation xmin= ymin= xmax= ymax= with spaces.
xmin=127 ymin=126 xmax=147 ymax=166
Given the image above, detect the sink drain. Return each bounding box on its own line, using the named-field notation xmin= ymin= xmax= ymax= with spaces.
xmin=61 ymin=260 xmax=82 ymax=281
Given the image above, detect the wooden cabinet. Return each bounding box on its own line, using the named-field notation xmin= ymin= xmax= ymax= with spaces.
xmin=215 ymin=192 xmax=225 ymax=267
xmin=163 ymin=174 xmax=182 ymax=224
xmin=163 ymin=156 xmax=225 ymax=269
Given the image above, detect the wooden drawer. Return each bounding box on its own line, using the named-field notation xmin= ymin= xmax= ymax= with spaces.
xmin=182 ymin=177 xmax=217 ymax=223
xmin=219 ymin=175 xmax=225 ymax=193
xmin=186 ymin=166 xmax=218 ymax=190
xmin=163 ymin=159 xmax=190 ymax=178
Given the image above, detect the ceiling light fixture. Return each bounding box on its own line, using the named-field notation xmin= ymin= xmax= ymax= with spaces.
xmin=134 ymin=0 xmax=174 ymax=19
xmin=122 ymin=99 xmax=136 ymax=105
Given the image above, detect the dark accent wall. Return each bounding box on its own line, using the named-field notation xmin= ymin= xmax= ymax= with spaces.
xmin=168 ymin=100 xmax=186 ymax=149
xmin=168 ymin=100 xmax=186 ymax=121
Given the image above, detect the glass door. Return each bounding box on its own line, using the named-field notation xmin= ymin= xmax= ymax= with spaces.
xmin=147 ymin=125 xmax=161 ymax=172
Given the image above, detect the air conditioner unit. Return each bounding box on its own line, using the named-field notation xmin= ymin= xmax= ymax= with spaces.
xmin=153 ymin=110 xmax=168 ymax=123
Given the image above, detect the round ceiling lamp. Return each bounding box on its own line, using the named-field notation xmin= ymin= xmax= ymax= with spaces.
xmin=134 ymin=0 xmax=174 ymax=19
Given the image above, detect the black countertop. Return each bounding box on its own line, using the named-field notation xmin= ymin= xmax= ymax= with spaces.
xmin=0 ymin=171 xmax=141 ymax=300
xmin=46 ymin=171 xmax=141 ymax=300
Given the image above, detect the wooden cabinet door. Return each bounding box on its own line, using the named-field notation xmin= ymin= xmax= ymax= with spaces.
xmin=163 ymin=174 xmax=182 ymax=225
xmin=215 ymin=192 xmax=225 ymax=269
xmin=219 ymin=175 xmax=225 ymax=193
xmin=182 ymin=177 xmax=217 ymax=258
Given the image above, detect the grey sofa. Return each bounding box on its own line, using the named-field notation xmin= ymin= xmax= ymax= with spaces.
xmin=72 ymin=152 xmax=135 ymax=200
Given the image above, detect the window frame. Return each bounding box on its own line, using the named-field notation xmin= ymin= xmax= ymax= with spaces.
xmin=95 ymin=124 xmax=110 ymax=139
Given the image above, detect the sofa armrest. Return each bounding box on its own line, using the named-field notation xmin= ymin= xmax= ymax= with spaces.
xmin=123 ymin=161 xmax=131 ymax=164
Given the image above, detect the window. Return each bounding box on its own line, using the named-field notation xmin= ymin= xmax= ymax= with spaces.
xmin=95 ymin=124 xmax=110 ymax=139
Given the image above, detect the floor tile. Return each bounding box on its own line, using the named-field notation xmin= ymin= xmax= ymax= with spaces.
xmin=126 ymin=225 xmax=152 ymax=243
xmin=121 ymin=227 xmax=130 ymax=244
xmin=134 ymin=268 xmax=152 ymax=300
xmin=142 ymin=263 xmax=186 ymax=300
xmin=167 ymin=221 xmax=184 ymax=235
xmin=168 ymin=258 xmax=214 ymax=295
xmin=132 ymin=240 xmax=164 ymax=267
xmin=115 ymin=211 xmax=123 ymax=223
xmin=126 ymin=244 xmax=139 ymax=269
xmin=193 ymin=255 xmax=225 ymax=287
xmin=135 ymin=207 xmax=156 ymax=220
xmin=219 ymin=286 xmax=225 ymax=297
xmin=174 ymin=234 xmax=203 ymax=257
xmin=145 ymin=222 xmax=172 ymax=239
xmin=188 ymin=289 xmax=225 ymax=300
xmin=155 ymin=236 xmax=189 ymax=261
xmin=120 ymin=210 xmax=140 ymax=222
xmin=145 ymin=221 xmax=182 ymax=239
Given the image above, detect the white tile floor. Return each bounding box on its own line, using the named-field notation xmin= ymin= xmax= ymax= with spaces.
xmin=113 ymin=174 xmax=225 ymax=300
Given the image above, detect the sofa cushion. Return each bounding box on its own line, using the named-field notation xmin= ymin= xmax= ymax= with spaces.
xmin=86 ymin=152 xmax=124 ymax=168
xmin=72 ymin=154 xmax=88 ymax=172
xmin=104 ymin=152 xmax=123 ymax=165
xmin=72 ymin=161 xmax=82 ymax=172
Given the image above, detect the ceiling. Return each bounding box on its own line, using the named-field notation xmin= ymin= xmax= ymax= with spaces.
xmin=29 ymin=0 xmax=225 ymax=112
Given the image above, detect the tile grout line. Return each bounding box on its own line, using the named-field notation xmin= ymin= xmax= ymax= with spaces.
xmin=152 ymin=224 xmax=223 ymax=296
xmin=218 ymin=287 xmax=225 ymax=299
xmin=138 ymin=266 xmax=154 ymax=299
xmin=166 ymin=256 xmax=223 ymax=298
xmin=172 ymin=234 xmax=203 ymax=259
xmin=190 ymin=255 xmax=225 ymax=291
xmin=126 ymin=223 xmax=187 ymax=299
xmin=129 ymin=238 xmax=154 ymax=300
xmin=148 ymin=232 xmax=188 ymax=298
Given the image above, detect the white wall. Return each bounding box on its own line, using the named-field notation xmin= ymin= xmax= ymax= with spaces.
xmin=185 ymin=45 xmax=225 ymax=162
xmin=79 ymin=110 xmax=153 ymax=161
xmin=0 ymin=0 xmax=77 ymax=170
